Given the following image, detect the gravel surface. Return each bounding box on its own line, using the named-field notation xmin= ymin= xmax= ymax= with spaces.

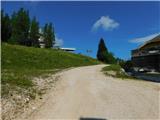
xmin=25 ymin=65 xmax=160 ymax=120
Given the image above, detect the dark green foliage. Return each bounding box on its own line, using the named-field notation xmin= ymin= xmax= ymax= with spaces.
xmin=104 ymin=52 xmax=116 ymax=64
xmin=9 ymin=11 xmax=18 ymax=44
xmin=29 ymin=16 xmax=40 ymax=47
xmin=116 ymin=58 xmax=126 ymax=68
xmin=1 ymin=10 xmax=12 ymax=42
xmin=123 ymin=60 xmax=134 ymax=72
xmin=10 ymin=8 xmax=30 ymax=45
xmin=43 ymin=23 xmax=55 ymax=48
xmin=116 ymin=58 xmax=134 ymax=72
xmin=48 ymin=23 xmax=55 ymax=47
xmin=97 ymin=38 xmax=108 ymax=62
xmin=43 ymin=23 xmax=48 ymax=47
xmin=2 ymin=8 xmax=56 ymax=48
xmin=97 ymin=38 xmax=116 ymax=64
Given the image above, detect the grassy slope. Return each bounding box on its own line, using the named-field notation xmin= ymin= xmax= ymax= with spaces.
xmin=2 ymin=43 xmax=99 ymax=96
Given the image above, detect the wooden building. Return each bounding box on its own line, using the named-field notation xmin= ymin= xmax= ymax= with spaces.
xmin=131 ymin=35 xmax=160 ymax=72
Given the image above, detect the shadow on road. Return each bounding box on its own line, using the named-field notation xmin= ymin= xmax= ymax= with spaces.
xmin=80 ymin=117 xmax=107 ymax=120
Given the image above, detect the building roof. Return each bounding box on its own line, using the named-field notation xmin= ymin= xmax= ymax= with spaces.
xmin=60 ymin=48 xmax=76 ymax=51
xmin=138 ymin=35 xmax=160 ymax=50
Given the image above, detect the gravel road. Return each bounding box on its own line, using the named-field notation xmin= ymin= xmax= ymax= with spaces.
xmin=27 ymin=65 xmax=160 ymax=120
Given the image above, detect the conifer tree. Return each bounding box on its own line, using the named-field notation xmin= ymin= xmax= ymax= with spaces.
xmin=43 ymin=23 xmax=48 ymax=48
xmin=43 ymin=23 xmax=55 ymax=48
xmin=9 ymin=11 xmax=18 ymax=44
xmin=47 ymin=23 xmax=55 ymax=48
xmin=97 ymin=38 xmax=116 ymax=63
xmin=29 ymin=16 xmax=39 ymax=47
xmin=1 ymin=10 xmax=12 ymax=42
xmin=97 ymin=38 xmax=108 ymax=62
xmin=10 ymin=8 xmax=30 ymax=45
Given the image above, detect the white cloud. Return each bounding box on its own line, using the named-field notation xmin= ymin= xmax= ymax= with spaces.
xmin=54 ymin=35 xmax=63 ymax=47
xmin=129 ymin=33 xmax=160 ymax=43
xmin=92 ymin=16 xmax=119 ymax=31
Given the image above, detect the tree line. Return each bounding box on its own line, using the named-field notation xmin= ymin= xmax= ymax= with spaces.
xmin=1 ymin=8 xmax=55 ymax=48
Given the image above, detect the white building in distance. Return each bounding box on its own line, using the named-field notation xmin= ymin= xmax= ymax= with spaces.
xmin=38 ymin=28 xmax=45 ymax=48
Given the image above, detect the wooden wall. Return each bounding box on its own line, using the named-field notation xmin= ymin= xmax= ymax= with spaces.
xmin=131 ymin=54 xmax=160 ymax=72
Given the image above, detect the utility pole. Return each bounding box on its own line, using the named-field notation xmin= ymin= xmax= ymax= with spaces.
xmin=86 ymin=49 xmax=92 ymax=57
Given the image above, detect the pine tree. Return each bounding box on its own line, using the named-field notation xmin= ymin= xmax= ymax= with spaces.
xmin=1 ymin=10 xmax=12 ymax=42
xmin=43 ymin=23 xmax=55 ymax=48
xmin=10 ymin=8 xmax=30 ymax=45
xmin=97 ymin=38 xmax=116 ymax=63
xmin=47 ymin=23 xmax=55 ymax=48
xmin=10 ymin=11 xmax=18 ymax=44
xmin=29 ymin=16 xmax=39 ymax=47
xmin=97 ymin=38 xmax=108 ymax=62
xmin=43 ymin=23 xmax=48 ymax=48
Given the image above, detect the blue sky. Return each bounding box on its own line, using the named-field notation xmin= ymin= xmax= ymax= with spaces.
xmin=2 ymin=1 xmax=160 ymax=59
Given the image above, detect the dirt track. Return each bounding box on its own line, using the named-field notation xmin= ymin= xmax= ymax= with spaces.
xmin=27 ymin=65 xmax=160 ymax=120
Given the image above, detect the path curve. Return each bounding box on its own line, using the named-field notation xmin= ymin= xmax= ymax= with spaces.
xmin=28 ymin=65 xmax=160 ymax=120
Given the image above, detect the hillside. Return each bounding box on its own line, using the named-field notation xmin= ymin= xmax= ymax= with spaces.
xmin=1 ymin=43 xmax=100 ymax=120
xmin=1 ymin=43 xmax=99 ymax=97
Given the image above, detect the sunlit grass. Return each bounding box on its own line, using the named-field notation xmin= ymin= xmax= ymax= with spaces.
xmin=1 ymin=43 xmax=100 ymax=96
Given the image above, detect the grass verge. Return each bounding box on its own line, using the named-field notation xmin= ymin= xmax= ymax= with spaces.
xmin=102 ymin=64 xmax=132 ymax=79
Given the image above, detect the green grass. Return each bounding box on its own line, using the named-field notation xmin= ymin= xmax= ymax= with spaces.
xmin=102 ymin=64 xmax=132 ymax=79
xmin=103 ymin=64 xmax=121 ymax=72
xmin=1 ymin=43 xmax=99 ymax=97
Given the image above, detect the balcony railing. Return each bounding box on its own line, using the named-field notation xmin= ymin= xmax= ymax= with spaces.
xmin=132 ymin=49 xmax=160 ymax=57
